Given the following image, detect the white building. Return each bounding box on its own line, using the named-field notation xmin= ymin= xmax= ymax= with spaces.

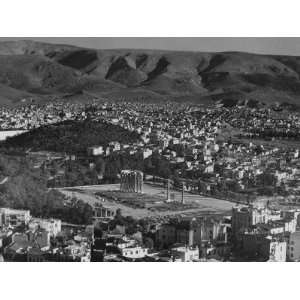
xmin=232 ymin=205 xmax=281 ymax=238
xmin=29 ymin=218 xmax=62 ymax=237
xmin=171 ymin=245 xmax=199 ymax=262
xmin=114 ymin=236 xmax=136 ymax=249
xmin=87 ymin=146 xmax=104 ymax=156
xmin=109 ymin=141 xmax=121 ymax=151
xmin=65 ymin=243 xmax=91 ymax=262
xmin=204 ymin=164 xmax=214 ymax=174
xmin=142 ymin=149 xmax=152 ymax=159
xmin=263 ymin=237 xmax=286 ymax=262
xmin=176 ymin=157 xmax=185 ymax=163
xmin=121 ymin=246 xmax=148 ymax=259
xmin=284 ymin=218 xmax=297 ymax=233
xmin=0 ymin=208 xmax=31 ymax=227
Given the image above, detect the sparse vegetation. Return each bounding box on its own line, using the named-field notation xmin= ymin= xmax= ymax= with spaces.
xmin=1 ymin=40 xmax=300 ymax=106
xmin=0 ymin=153 xmax=94 ymax=224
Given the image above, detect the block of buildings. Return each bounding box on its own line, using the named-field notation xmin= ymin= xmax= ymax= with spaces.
xmin=231 ymin=204 xmax=281 ymax=239
xmin=263 ymin=237 xmax=287 ymax=262
xmin=171 ymin=245 xmax=199 ymax=262
xmin=241 ymin=231 xmax=286 ymax=261
xmin=29 ymin=218 xmax=62 ymax=237
xmin=155 ymin=217 xmax=229 ymax=250
xmin=87 ymin=146 xmax=104 ymax=156
xmin=0 ymin=208 xmax=31 ymax=227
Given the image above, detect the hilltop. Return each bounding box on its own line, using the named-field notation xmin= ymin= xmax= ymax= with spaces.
xmin=1 ymin=40 xmax=300 ymax=107
xmin=0 ymin=119 xmax=141 ymax=154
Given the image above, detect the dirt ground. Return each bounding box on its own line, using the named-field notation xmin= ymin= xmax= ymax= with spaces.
xmin=57 ymin=183 xmax=234 ymax=219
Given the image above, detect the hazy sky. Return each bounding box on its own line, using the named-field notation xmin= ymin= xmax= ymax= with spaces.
xmin=1 ymin=37 xmax=300 ymax=55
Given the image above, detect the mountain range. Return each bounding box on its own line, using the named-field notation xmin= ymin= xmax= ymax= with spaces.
xmin=1 ymin=40 xmax=300 ymax=108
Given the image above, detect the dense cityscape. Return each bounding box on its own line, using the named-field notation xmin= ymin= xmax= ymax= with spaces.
xmin=2 ymin=10 xmax=300 ymax=300
xmin=0 ymin=99 xmax=300 ymax=261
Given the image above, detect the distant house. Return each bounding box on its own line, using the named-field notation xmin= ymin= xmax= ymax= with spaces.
xmin=87 ymin=146 xmax=104 ymax=156
xmin=121 ymin=245 xmax=148 ymax=259
xmin=109 ymin=141 xmax=121 ymax=152
xmin=171 ymin=245 xmax=199 ymax=262
xmin=29 ymin=218 xmax=62 ymax=237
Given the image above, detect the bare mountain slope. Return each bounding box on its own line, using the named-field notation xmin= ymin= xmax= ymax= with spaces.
xmin=1 ymin=40 xmax=300 ymax=107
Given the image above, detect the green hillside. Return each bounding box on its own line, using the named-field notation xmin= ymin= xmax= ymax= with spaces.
xmin=0 ymin=120 xmax=141 ymax=154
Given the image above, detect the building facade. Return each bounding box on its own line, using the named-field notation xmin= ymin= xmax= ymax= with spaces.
xmin=171 ymin=245 xmax=199 ymax=262
xmin=121 ymin=246 xmax=148 ymax=259
xmin=232 ymin=205 xmax=280 ymax=239
xmin=0 ymin=208 xmax=31 ymax=227
xmin=287 ymin=231 xmax=300 ymax=261
xmin=29 ymin=218 xmax=62 ymax=237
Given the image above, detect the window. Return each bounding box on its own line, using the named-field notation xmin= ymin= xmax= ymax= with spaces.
xmin=291 ymin=253 xmax=294 ymax=258
xmin=291 ymin=247 xmax=294 ymax=251
xmin=291 ymin=241 xmax=295 ymax=245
